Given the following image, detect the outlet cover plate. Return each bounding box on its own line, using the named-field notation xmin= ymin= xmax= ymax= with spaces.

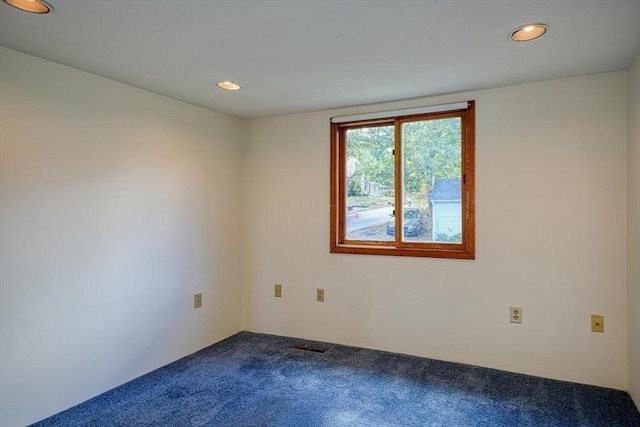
xmin=591 ymin=314 xmax=604 ymax=333
xmin=275 ymin=284 xmax=282 ymax=298
xmin=510 ymin=306 xmax=522 ymax=324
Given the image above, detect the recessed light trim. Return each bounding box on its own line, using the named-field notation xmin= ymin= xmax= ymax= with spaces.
xmin=510 ymin=24 xmax=548 ymax=42
xmin=216 ymin=81 xmax=241 ymax=91
xmin=3 ymin=0 xmax=52 ymax=14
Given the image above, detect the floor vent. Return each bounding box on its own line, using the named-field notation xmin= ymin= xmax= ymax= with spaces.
xmin=291 ymin=345 xmax=328 ymax=353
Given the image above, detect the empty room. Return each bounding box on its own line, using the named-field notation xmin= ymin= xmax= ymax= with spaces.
xmin=1 ymin=0 xmax=639 ymax=426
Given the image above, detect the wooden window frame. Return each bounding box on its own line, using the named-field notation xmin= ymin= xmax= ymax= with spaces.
xmin=330 ymin=101 xmax=475 ymax=259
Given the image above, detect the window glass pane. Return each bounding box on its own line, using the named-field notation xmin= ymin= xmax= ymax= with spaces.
xmin=401 ymin=118 xmax=462 ymax=243
xmin=345 ymin=125 xmax=395 ymax=241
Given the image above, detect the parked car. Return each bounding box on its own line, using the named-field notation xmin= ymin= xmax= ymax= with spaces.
xmin=386 ymin=207 xmax=423 ymax=236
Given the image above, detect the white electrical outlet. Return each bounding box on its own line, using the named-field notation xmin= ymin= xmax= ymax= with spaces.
xmin=510 ymin=306 xmax=522 ymax=324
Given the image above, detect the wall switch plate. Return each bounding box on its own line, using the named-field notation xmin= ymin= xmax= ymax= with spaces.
xmin=316 ymin=288 xmax=325 ymax=302
xmin=591 ymin=314 xmax=604 ymax=333
xmin=274 ymin=284 xmax=282 ymax=297
xmin=194 ymin=293 xmax=202 ymax=308
xmin=510 ymin=306 xmax=522 ymax=324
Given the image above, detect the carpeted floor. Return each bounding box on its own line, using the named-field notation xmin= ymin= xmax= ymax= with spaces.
xmin=32 ymin=331 xmax=640 ymax=426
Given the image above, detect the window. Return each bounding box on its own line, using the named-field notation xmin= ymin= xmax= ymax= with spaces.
xmin=330 ymin=101 xmax=475 ymax=259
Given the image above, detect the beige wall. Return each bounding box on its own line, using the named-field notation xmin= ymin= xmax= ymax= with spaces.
xmin=0 ymin=47 xmax=244 ymax=427
xmin=628 ymin=54 xmax=640 ymax=409
xmin=242 ymin=71 xmax=629 ymax=390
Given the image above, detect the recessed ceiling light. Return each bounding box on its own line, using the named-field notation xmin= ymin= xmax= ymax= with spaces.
xmin=510 ymin=24 xmax=548 ymax=42
xmin=3 ymin=0 xmax=52 ymax=14
xmin=216 ymin=81 xmax=241 ymax=91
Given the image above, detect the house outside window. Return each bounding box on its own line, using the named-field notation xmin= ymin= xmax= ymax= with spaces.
xmin=430 ymin=178 xmax=462 ymax=242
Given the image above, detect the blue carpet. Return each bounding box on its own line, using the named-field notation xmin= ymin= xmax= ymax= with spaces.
xmin=32 ymin=332 xmax=640 ymax=426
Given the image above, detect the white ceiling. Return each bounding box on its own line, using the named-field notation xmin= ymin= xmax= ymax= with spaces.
xmin=1 ymin=0 xmax=639 ymax=119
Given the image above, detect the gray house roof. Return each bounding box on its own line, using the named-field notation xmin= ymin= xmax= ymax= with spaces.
xmin=430 ymin=178 xmax=461 ymax=201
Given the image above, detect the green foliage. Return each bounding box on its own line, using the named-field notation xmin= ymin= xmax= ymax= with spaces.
xmin=345 ymin=118 xmax=461 ymax=202
xmin=346 ymin=125 xmax=395 ymax=190
xmin=436 ymin=232 xmax=462 ymax=242
xmin=402 ymin=118 xmax=461 ymax=194
xmin=347 ymin=177 xmax=365 ymax=197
